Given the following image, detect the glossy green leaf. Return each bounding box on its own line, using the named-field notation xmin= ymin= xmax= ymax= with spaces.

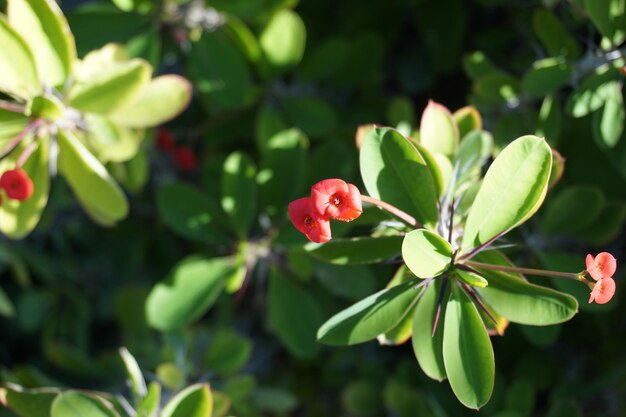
xmin=8 ymin=0 xmax=76 ymax=87
xmin=462 ymin=135 xmax=552 ymax=252
xmin=455 ymin=130 xmax=493 ymax=184
xmin=136 ymin=382 xmax=160 ymax=417
xmin=412 ymin=280 xmax=446 ymax=381
xmin=3 ymin=386 xmax=58 ymax=417
xmin=84 ymin=115 xmax=141 ymax=162
xmin=419 ymin=100 xmax=459 ymax=158
xmin=108 ymin=149 xmax=149 ymax=193
xmin=477 ymin=268 xmax=578 ymax=325
xmin=0 ymin=139 xmax=49 ymax=239
xmin=360 ymin=128 xmax=439 ymax=228
xmin=204 ymin=329 xmax=252 ymax=375
xmin=585 ymin=0 xmax=625 ymax=46
xmin=455 ymin=269 xmax=488 ymax=288
xmin=146 ymin=256 xmax=234 ymax=331
xmin=260 ymin=9 xmax=306 ymax=70
xmin=51 ymin=391 xmax=119 ymax=417
xmin=443 ymin=284 xmax=494 ymax=410
xmin=119 ymin=347 xmax=147 ymax=404
xmin=317 ymin=278 xmax=420 ymax=345
xmin=111 ymin=75 xmax=192 ymax=128
xmin=58 ymin=131 xmax=128 ymax=225
xmin=221 ymin=151 xmax=257 ymax=238
xmin=0 ymin=16 xmax=39 ymax=98
xmin=566 ymin=67 xmax=621 ymax=117
xmin=540 ymin=185 xmax=605 ymax=235
xmin=157 ymin=182 xmax=229 ymax=244
xmin=305 ymin=236 xmax=403 ymax=265
xmin=521 ymin=58 xmax=572 ymax=96
xmin=161 ymin=384 xmax=212 ymax=417
xmin=156 ymin=363 xmax=184 ymax=391
xmin=378 ymin=302 xmax=415 ymax=346
xmin=268 ymin=268 xmax=323 ymax=358
xmin=68 ymin=57 xmax=151 ymax=115
xmin=453 ymin=105 xmax=482 ymax=138
xmin=190 ymin=30 xmax=254 ymax=110
xmin=402 ymin=230 xmax=453 ymax=278
xmin=532 ymin=9 xmax=580 ymax=58
xmin=592 ymin=81 xmax=624 ymax=148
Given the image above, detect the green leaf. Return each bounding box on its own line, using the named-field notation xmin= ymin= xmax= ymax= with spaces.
xmin=504 ymin=379 xmax=535 ymax=417
xmin=419 ymin=100 xmax=459 ymax=158
xmin=462 ymin=135 xmax=552 ymax=253
xmin=576 ymin=201 xmax=626 ymax=245
xmin=540 ymin=185 xmax=605 ymax=235
xmin=305 ymin=236 xmax=403 ymax=265
xmin=473 ymin=73 xmax=520 ymax=105
xmin=146 ymin=256 xmax=234 ymax=331
xmin=189 ymin=30 xmax=254 ymax=110
xmin=463 ymin=51 xmax=504 ymax=80
xmin=136 ymin=382 xmax=160 ymax=417
xmin=161 ymin=384 xmax=212 ymax=417
xmin=0 ymin=139 xmax=49 ymax=239
xmin=0 ymin=16 xmax=39 ymax=98
xmin=51 ymin=391 xmax=120 ymax=417
xmin=0 ymin=109 xmax=29 ymax=145
xmin=532 ymin=9 xmax=580 ymax=58
xmin=204 ymin=329 xmax=252 ymax=375
xmin=251 ymin=388 xmax=298 ymax=414
xmin=280 ymin=97 xmax=337 ymax=138
xmin=157 ymin=182 xmax=229 ymax=244
xmin=221 ymin=151 xmax=257 ymax=238
xmin=260 ymin=9 xmax=306 ymax=71
xmin=0 ymin=286 xmax=15 ymax=317
xmin=58 ymin=130 xmax=128 ymax=225
xmin=536 ymin=95 xmax=562 ymax=145
xmin=255 ymin=104 xmax=288 ymax=152
xmin=443 ymin=284 xmax=494 ymax=410
xmin=412 ymin=280 xmax=446 ymax=381
xmin=383 ymin=381 xmax=434 ymax=417
xmin=3 ymin=386 xmax=58 ymax=417
xmin=68 ymin=56 xmax=152 ymax=115
xmin=521 ymin=58 xmax=572 ymax=96
xmin=84 ymin=115 xmax=142 ymax=162
xmin=585 ymin=0 xmax=626 ymax=46
xmin=476 ymin=268 xmax=578 ymax=325
xmin=119 ymin=347 xmax=147 ymax=404
xmin=455 ymin=269 xmax=488 ymax=288
xmin=453 ymin=105 xmax=483 ymax=138
xmin=111 ymin=75 xmax=192 ymax=128
xmin=26 ymin=95 xmax=64 ymax=120
xmin=566 ymin=67 xmax=621 ymax=117
xmin=211 ymin=391 xmax=231 ymax=417
xmin=108 ymin=149 xmax=149 ymax=193
xmin=268 ymin=268 xmax=323 ymax=358
xmin=592 ymin=81 xmax=625 ymax=148
xmin=8 ymin=0 xmax=76 ymax=87
xmin=317 ymin=278 xmax=420 ymax=346
xmin=455 ymin=130 xmax=493 ymax=185
xmin=360 ymin=128 xmax=439 ymax=228
xmin=341 ymin=381 xmax=384 ymax=416
xmin=315 ymin=263 xmax=377 ymax=301
xmin=402 ymin=230 xmax=453 ymax=278
xmin=387 ymin=96 xmax=416 ymax=128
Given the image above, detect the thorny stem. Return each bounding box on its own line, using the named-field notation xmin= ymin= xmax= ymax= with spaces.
xmin=0 ymin=101 xmax=25 ymax=113
xmin=0 ymin=119 xmax=43 ymax=159
xmin=432 ymin=276 xmax=448 ymax=337
xmin=461 ymin=283 xmax=497 ymax=326
xmin=465 ymin=260 xmax=583 ymax=281
xmin=16 ymin=140 xmax=37 ymax=168
xmin=360 ymin=195 xmax=420 ymax=228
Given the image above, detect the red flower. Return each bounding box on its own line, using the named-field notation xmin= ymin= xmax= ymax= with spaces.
xmin=589 ymin=277 xmax=616 ymax=305
xmin=311 ymin=178 xmax=362 ymax=221
xmin=156 ymin=128 xmax=176 ymax=152
xmin=586 ymin=252 xmax=617 ymax=281
xmin=0 ymin=169 xmax=34 ymax=201
xmin=288 ymin=197 xmax=331 ymax=243
xmin=173 ymin=147 xmax=198 ymax=171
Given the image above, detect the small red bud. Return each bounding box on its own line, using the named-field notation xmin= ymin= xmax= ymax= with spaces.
xmin=0 ymin=169 xmax=34 ymax=201
xmin=173 ymin=147 xmax=198 ymax=171
xmin=156 ymin=128 xmax=176 ymax=152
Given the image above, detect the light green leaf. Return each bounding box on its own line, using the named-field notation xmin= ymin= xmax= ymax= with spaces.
xmin=402 ymin=230 xmax=453 ymax=278
xmin=157 ymin=182 xmax=229 ymax=244
xmin=455 ymin=130 xmax=493 ymax=185
xmin=84 ymin=115 xmax=142 ymax=162
xmin=566 ymin=67 xmax=620 ymax=117
xmin=137 ymin=382 xmax=160 ymax=417
xmin=161 ymin=384 xmax=212 ymax=417
xmin=419 ymin=100 xmax=459 ymax=158
xmin=58 ymin=130 xmax=128 ymax=225
xmin=360 ymin=128 xmax=439 ymax=228
xmin=119 ymin=347 xmax=147 ymax=404
xmin=111 ymin=75 xmax=192 ymax=128
xmin=462 ymin=135 xmax=552 ymax=253
xmin=0 ymin=138 xmax=49 ymax=239
xmin=453 ymin=105 xmax=482 ymax=138
xmin=473 ymin=73 xmax=520 ymax=105
xmin=146 ymin=256 xmax=234 ymax=331
xmin=26 ymin=95 xmax=64 ymax=120
xmin=268 ymin=268 xmax=323 ymax=358
xmin=443 ymin=284 xmax=494 ymax=410
xmin=68 ymin=57 xmax=152 ymax=115
xmin=0 ymin=108 xmax=29 ymax=145
xmin=592 ymin=81 xmax=625 ymax=148
xmin=455 ymin=269 xmax=488 ymax=288
xmin=540 ymin=185 xmax=605 ymax=235
xmin=221 ymin=151 xmax=257 ymax=238
xmin=477 ymin=268 xmax=578 ymax=325
xmin=108 ymin=149 xmax=149 ymax=193
xmin=3 ymin=386 xmax=58 ymax=417
xmin=51 ymin=391 xmax=120 ymax=417
xmin=260 ymin=9 xmax=306 ymax=71
xmin=8 ymin=0 xmax=76 ymax=87
xmin=585 ymin=0 xmax=626 ymax=46
xmin=317 ymin=278 xmax=420 ymax=346
xmin=536 ymin=95 xmax=562 ymax=145
xmin=412 ymin=279 xmax=446 ymax=381
xmin=305 ymin=236 xmax=403 ymax=265
xmin=0 ymin=16 xmax=39 ymax=98
xmin=521 ymin=58 xmax=572 ymax=96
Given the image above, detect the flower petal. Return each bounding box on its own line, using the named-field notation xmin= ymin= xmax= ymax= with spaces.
xmin=311 ymin=178 xmax=349 ymax=217
xmin=596 ymin=252 xmax=617 ymax=278
xmin=589 ymin=277 xmax=616 ymax=305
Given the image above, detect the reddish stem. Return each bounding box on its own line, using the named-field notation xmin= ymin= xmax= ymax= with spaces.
xmin=465 ymin=260 xmax=583 ymax=281
xmin=0 ymin=101 xmax=25 ymax=113
xmin=0 ymin=119 xmax=43 ymax=159
xmin=360 ymin=195 xmax=420 ymax=227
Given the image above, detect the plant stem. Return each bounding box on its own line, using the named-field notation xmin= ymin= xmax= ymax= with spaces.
xmin=361 ymin=195 xmax=420 ymax=227
xmin=0 ymin=101 xmax=25 ymax=113
xmin=0 ymin=119 xmax=43 ymax=160
xmin=465 ymin=260 xmax=583 ymax=281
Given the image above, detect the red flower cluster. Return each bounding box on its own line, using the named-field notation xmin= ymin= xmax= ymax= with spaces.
xmin=0 ymin=168 xmax=34 ymax=204
xmin=156 ymin=128 xmax=198 ymax=171
xmin=289 ymin=179 xmax=363 ymax=243
xmin=586 ymin=252 xmax=617 ymax=304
